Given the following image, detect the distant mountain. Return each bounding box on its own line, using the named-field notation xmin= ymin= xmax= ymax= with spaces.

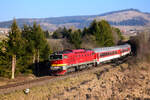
xmin=0 ymin=8 xmax=150 ymax=31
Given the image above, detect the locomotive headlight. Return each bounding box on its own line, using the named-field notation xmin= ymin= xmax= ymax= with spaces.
xmin=50 ymin=64 xmax=67 ymax=70
xmin=50 ymin=66 xmax=61 ymax=70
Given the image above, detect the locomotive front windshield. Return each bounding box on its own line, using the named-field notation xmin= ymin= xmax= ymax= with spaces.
xmin=50 ymin=55 xmax=62 ymax=60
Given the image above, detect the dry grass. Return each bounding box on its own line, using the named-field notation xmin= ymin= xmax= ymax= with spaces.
xmin=0 ymin=72 xmax=95 ymax=100
xmin=1 ymin=62 xmax=150 ymax=100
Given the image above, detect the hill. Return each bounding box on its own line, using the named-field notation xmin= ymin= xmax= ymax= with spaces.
xmin=0 ymin=8 xmax=150 ymax=31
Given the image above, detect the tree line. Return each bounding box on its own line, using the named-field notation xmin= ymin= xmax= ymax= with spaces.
xmin=52 ymin=20 xmax=124 ymax=49
xmin=0 ymin=19 xmax=51 ymax=79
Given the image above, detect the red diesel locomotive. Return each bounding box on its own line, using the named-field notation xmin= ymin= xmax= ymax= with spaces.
xmin=50 ymin=44 xmax=131 ymax=75
xmin=50 ymin=49 xmax=95 ymax=75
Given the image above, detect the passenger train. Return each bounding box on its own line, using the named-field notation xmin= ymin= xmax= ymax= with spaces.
xmin=50 ymin=44 xmax=131 ymax=75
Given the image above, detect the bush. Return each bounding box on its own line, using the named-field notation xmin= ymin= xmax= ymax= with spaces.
xmin=129 ymin=31 xmax=150 ymax=62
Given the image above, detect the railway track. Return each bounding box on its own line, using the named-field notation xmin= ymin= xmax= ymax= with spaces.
xmin=0 ymin=56 xmax=131 ymax=95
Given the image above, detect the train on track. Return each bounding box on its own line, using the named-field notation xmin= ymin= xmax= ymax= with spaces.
xmin=50 ymin=44 xmax=131 ymax=75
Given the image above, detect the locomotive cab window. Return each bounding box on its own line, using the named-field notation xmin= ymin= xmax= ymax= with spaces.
xmin=50 ymin=55 xmax=62 ymax=60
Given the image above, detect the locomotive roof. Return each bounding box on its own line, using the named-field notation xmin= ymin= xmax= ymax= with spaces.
xmin=92 ymin=44 xmax=130 ymax=53
xmin=53 ymin=49 xmax=93 ymax=55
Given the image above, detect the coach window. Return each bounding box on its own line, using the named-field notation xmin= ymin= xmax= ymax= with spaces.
xmin=100 ymin=54 xmax=102 ymax=57
xmin=101 ymin=53 xmax=103 ymax=57
xmin=103 ymin=53 xmax=105 ymax=57
xmin=102 ymin=53 xmax=104 ymax=57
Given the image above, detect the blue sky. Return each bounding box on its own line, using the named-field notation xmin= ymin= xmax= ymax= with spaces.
xmin=0 ymin=0 xmax=150 ymax=22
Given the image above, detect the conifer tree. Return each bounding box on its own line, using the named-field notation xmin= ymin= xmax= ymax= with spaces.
xmin=82 ymin=27 xmax=88 ymax=37
xmin=87 ymin=20 xmax=115 ymax=47
xmin=7 ymin=19 xmax=23 ymax=79
xmin=44 ymin=30 xmax=50 ymax=38
xmin=99 ymin=20 xmax=114 ymax=46
xmin=69 ymin=30 xmax=82 ymax=49
xmin=0 ymin=41 xmax=11 ymax=77
xmin=88 ymin=20 xmax=97 ymax=35
xmin=32 ymin=23 xmax=48 ymax=76
xmin=62 ymin=27 xmax=69 ymax=38
xmin=32 ymin=22 xmax=47 ymax=62
xmin=22 ymin=24 xmax=36 ymax=63
xmin=93 ymin=22 xmax=101 ymax=41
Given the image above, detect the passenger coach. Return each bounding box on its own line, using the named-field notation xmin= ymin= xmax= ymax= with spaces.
xmin=92 ymin=44 xmax=131 ymax=64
